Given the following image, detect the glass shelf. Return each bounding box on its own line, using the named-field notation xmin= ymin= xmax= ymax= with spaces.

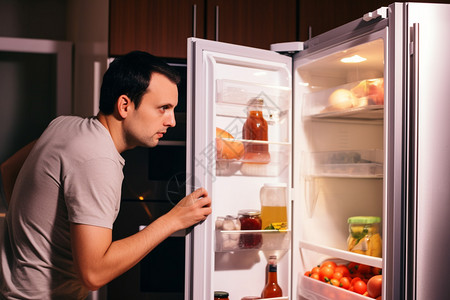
xmin=305 ymin=149 xmax=383 ymax=179
xmin=302 ymin=78 xmax=384 ymax=121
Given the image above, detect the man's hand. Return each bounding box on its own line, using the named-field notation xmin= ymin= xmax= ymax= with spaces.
xmin=165 ymin=187 xmax=212 ymax=231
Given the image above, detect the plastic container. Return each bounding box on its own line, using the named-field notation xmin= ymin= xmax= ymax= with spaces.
xmin=347 ymin=216 xmax=382 ymax=257
xmin=260 ymin=183 xmax=288 ymax=230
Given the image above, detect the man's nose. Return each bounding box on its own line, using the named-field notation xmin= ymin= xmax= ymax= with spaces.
xmin=166 ymin=111 xmax=176 ymax=127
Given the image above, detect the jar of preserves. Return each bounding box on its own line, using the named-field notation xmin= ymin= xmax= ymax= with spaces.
xmin=347 ymin=216 xmax=382 ymax=257
xmin=238 ymin=209 xmax=262 ymax=249
xmin=214 ymin=291 xmax=229 ymax=300
xmin=242 ymin=98 xmax=270 ymax=164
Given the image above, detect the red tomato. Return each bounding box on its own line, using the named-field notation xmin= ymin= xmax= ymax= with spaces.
xmin=351 ymin=277 xmax=362 ymax=285
xmin=321 ymin=260 xmax=337 ymax=270
xmin=353 ymin=280 xmax=367 ymax=295
xmin=358 ymin=264 xmax=371 ymax=275
xmin=335 ymin=265 xmax=351 ymax=278
xmin=310 ymin=273 xmax=320 ymax=280
xmin=367 ymin=275 xmax=383 ymax=298
xmin=372 ymin=267 xmax=382 ymax=275
xmin=332 ymin=271 xmax=343 ymax=281
xmin=347 ymin=262 xmax=359 ymax=274
xmin=311 ymin=266 xmax=320 ymax=274
xmin=304 ymin=271 xmax=311 ymax=276
xmin=319 ymin=266 xmax=334 ymax=282
xmin=339 ymin=277 xmax=351 ymax=289
xmin=329 ymin=278 xmax=340 ymax=286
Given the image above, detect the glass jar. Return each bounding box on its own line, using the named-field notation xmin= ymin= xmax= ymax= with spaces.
xmin=238 ymin=209 xmax=262 ymax=249
xmin=214 ymin=291 xmax=229 ymax=300
xmin=347 ymin=216 xmax=382 ymax=257
xmin=242 ymin=98 xmax=270 ymax=163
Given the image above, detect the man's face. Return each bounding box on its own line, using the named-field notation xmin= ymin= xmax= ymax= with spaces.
xmin=124 ymin=73 xmax=178 ymax=148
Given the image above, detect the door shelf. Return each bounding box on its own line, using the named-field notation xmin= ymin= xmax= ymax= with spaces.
xmin=299 ymin=240 xmax=382 ymax=268
xmin=215 ymin=230 xmax=291 ymax=253
xmin=299 ymin=275 xmax=372 ymax=300
xmin=216 ymin=79 xmax=290 ymax=110
xmin=216 ymin=142 xmax=290 ymax=177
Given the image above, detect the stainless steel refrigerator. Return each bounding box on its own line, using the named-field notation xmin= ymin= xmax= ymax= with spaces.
xmin=185 ymin=2 xmax=450 ymax=299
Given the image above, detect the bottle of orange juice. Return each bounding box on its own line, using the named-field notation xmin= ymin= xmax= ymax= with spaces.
xmin=260 ymin=183 xmax=287 ymax=230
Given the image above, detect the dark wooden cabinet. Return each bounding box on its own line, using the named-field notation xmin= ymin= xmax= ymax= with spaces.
xmin=205 ymin=0 xmax=298 ymax=50
xmin=109 ymin=0 xmax=205 ymax=58
xmin=109 ymin=0 xmax=298 ymax=58
xmin=299 ymin=0 xmax=450 ymax=41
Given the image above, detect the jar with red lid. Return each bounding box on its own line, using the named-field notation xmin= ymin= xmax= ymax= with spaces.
xmin=238 ymin=209 xmax=262 ymax=249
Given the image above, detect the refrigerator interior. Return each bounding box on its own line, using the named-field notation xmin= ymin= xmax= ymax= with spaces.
xmin=190 ymin=40 xmax=293 ymax=299
xmin=292 ymin=29 xmax=386 ymax=299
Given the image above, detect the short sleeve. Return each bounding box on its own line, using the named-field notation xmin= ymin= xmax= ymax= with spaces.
xmin=64 ymin=158 xmax=123 ymax=229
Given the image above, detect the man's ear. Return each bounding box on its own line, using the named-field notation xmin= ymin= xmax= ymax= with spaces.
xmin=116 ymin=95 xmax=132 ymax=119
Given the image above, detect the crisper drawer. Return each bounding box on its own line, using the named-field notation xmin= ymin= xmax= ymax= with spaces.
xmin=299 ymin=275 xmax=372 ymax=300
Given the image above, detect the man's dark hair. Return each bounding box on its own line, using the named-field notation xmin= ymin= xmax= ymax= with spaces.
xmin=99 ymin=51 xmax=181 ymax=115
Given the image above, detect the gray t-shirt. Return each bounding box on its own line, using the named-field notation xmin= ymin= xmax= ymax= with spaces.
xmin=0 ymin=116 xmax=124 ymax=299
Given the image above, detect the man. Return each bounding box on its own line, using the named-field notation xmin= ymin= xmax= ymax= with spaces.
xmin=0 ymin=51 xmax=212 ymax=299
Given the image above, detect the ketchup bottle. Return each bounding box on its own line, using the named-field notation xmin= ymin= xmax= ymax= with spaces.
xmin=242 ymin=98 xmax=270 ymax=163
xmin=261 ymin=255 xmax=282 ymax=298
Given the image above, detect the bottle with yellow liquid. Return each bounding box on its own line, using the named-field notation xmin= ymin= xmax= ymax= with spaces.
xmin=260 ymin=183 xmax=288 ymax=230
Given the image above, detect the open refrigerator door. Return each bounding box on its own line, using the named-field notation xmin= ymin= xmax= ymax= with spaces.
xmin=186 ymin=38 xmax=293 ymax=300
xmin=292 ymin=25 xmax=387 ymax=299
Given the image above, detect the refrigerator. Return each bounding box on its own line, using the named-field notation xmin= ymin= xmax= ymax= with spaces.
xmin=185 ymin=2 xmax=450 ymax=300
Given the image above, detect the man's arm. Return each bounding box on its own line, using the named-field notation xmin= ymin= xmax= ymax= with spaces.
xmin=70 ymin=187 xmax=211 ymax=290
xmin=0 ymin=141 xmax=36 ymax=205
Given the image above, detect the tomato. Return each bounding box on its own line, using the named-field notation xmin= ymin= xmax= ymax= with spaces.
xmin=358 ymin=264 xmax=371 ymax=275
xmin=367 ymin=275 xmax=383 ymax=298
xmin=304 ymin=271 xmax=311 ymax=277
xmin=347 ymin=262 xmax=359 ymax=274
xmin=372 ymin=267 xmax=382 ymax=275
xmin=329 ymin=278 xmax=340 ymax=286
xmin=339 ymin=277 xmax=351 ymax=289
xmin=311 ymin=266 xmax=320 ymax=274
xmin=376 ymin=296 xmax=382 ymax=300
xmin=310 ymin=273 xmax=320 ymax=280
xmin=332 ymin=271 xmax=343 ymax=281
xmin=321 ymin=260 xmax=337 ymax=270
xmin=319 ymin=266 xmax=334 ymax=282
xmin=335 ymin=265 xmax=351 ymax=278
xmin=351 ymin=277 xmax=362 ymax=285
xmin=353 ymin=280 xmax=367 ymax=295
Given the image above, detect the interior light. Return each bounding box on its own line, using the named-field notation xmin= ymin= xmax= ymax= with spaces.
xmin=340 ymin=55 xmax=367 ymax=63
xmin=138 ymin=196 xmax=144 ymax=201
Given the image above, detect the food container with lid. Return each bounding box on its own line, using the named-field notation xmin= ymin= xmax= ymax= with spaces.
xmin=214 ymin=291 xmax=230 ymax=300
xmin=347 ymin=216 xmax=382 ymax=257
xmin=238 ymin=209 xmax=262 ymax=249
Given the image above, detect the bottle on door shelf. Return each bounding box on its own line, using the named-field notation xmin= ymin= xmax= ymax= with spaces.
xmin=242 ymin=98 xmax=270 ymax=164
xmin=261 ymin=255 xmax=282 ymax=298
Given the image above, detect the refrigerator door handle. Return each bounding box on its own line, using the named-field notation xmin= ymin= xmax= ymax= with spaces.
xmin=405 ymin=22 xmax=420 ymax=300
